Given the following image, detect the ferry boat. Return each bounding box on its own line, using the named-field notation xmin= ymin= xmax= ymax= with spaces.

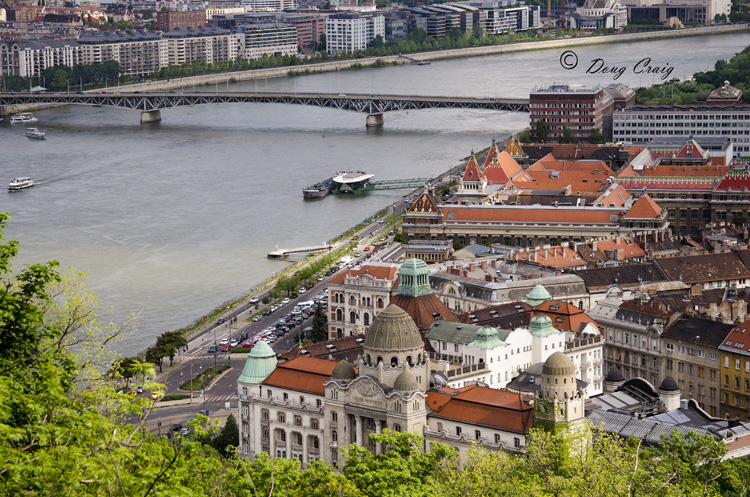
xmin=8 ymin=177 xmax=34 ymax=191
xmin=10 ymin=113 xmax=38 ymax=124
xmin=302 ymin=178 xmax=332 ymax=199
xmin=330 ymin=171 xmax=375 ymax=195
xmin=25 ymin=127 xmax=46 ymax=140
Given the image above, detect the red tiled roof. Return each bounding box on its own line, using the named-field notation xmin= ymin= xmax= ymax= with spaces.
xmin=596 ymin=237 xmax=646 ymax=260
xmin=719 ymin=320 xmax=750 ymax=356
xmin=440 ymin=206 xmax=620 ymax=225
xmin=640 ymin=164 xmax=728 ymax=178
xmin=483 ymin=140 xmax=499 ymax=169
xmin=427 ymin=385 xmax=534 ymax=434
xmin=715 ymin=173 xmax=750 ymax=192
xmin=676 ymin=140 xmax=706 ymax=158
xmin=515 ymin=246 xmax=584 ymax=269
xmin=616 ymin=165 xmax=638 ymax=177
xmin=595 ymin=184 xmax=631 ymax=207
xmin=390 ymin=293 xmax=457 ymax=331
xmin=623 ymin=195 xmax=662 ymax=219
xmin=408 ymin=192 xmax=441 ymax=215
xmin=532 ymin=300 xmax=598 ymax=333
xmin=482 ymin=157 xmax=511 ymax=185
xmin=328 ymin=264 xmax=399 ymax=285
xmin=463 ymin=155 xmax=482 ymax=182
xmin=262 ymin=356 xmax=337 ymax=395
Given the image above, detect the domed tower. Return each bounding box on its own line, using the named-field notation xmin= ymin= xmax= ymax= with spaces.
xmin=331 ymin=360 xmax=357 ymax=384
xmin=358 ymin=304 xmax=430 ymax=391
xmin=658 ymin=376 xmax=681 ymax=412
xmin=526 ymin=284 xmax=552 ymax=307
xmin=237 ymin=341 xmax=277 ymax=392
xmin=397 ymin=258 xmax=432 ymax=297
xmin=529 ymin=314 xmax=562 ymax=364
xmin=603 ymin=366 xmax=625 ymax=393
xmin=535 ymin=352 xmax=585 ymax=432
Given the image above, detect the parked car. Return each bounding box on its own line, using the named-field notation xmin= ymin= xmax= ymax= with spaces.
xmin=253 ymin=316 xmax=261 ymax=322
xmin=364 ymin=247 xmax=370 ymax=252
xmin=291 ymin=292 xmax=298 ymax=298
xmin=318 ymin=276 xmax=324 ymax=281
xmin=249 ymin=297 xmax=259 ymax=304
xmin=306 ymin=283 xmax=315 ymax=290
xmin=241 ymin=341 xmax=254 ymax=348
xmin=221 ymin=345 xmax=231 ymax=352
xmin=240 ymin=332 xmax=248 ymax=340
xmin=282 ymin=298 xmax=290 ymax=305
xmin=136 ymin=386 xmax=144 ymax=394
xmin=216 ymin=318 xmax=226 ymax=325
xmin=230 ymin=339 xmax=239 ymax=347
xmin=298 ymin=287 xmax=306 ymax=294
xmin=208 ymin=345 xmax=218 ymax=353
xmin=220 ymin=338 xmax=229 ymax=345
xmin=179 ymin=427 xmax=190 ymax=436
xmin=172 ymin=423 xmax=183 ymax=432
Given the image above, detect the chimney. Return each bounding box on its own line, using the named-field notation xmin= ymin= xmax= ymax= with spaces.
xmin=592 ymin=241 xmax=598 ymax=251
xmin=481 ymin=260 xmax=488 ymax=269
xmin=690 ymin=284 xmax=701 ymax=296
xmin=468 ymin=263 xmax=475 ymax=272
xmin=485 ymin=274 xmax=493 ymax=282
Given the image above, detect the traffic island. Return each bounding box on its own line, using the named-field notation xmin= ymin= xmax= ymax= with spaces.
xmin=178 ymin=364 xmax=231 ymax=391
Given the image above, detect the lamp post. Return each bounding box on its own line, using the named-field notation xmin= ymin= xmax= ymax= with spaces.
xmin=190 ymin=362 xmax=193 ymax=404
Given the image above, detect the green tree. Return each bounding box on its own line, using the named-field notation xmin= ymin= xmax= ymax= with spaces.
xmin=211 ymin=413 xmax=239 ymax=457
xmin=518 ymin=128 xmax=533 ymax=143
xmin=560 ymin=127 xmax=579 ymax=144
xmin=310 ymin=303 xmax=328 ymax=343
xmin=393 ymin=231 xmax=403 ymax=243
xmin=535 ymin=118 xmax=548 ymax=143
xmin=156 ymin=330 xmax=188 ymax=366
xmin=587 ymin=127 xmax=606 ymax=144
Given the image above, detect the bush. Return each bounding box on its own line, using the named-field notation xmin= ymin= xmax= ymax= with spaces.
xmin=160 ymin=394 xmax=190 ymax=402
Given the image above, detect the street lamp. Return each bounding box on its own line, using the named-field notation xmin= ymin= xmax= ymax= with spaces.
xmin=190 ymin=362 xmax=193 ymax=404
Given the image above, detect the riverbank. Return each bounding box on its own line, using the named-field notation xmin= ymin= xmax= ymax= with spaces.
xmin=106 ymin=24 xmax=749 ymax=93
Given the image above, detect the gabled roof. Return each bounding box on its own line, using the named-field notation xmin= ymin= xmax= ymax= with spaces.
xmin=483 ymin=139 xmax=499 ymax=169
xmin=462 ymin=155 xmax=482 ymax=182
xmin=719 ymin=320 xmax=750 ymax=357
xmin=506 ymin=136 xmax=525 ymax=158
xmin=596 ymin=237 xmax=647 ymax=260
xmin=676 ymin=140 xmax=706 ymax=158
xmin=656 ymin=252 xmax=750 ymax=284
xmin=482 ymin=157 xmax=511 ymax=185
xmin=408 ymin=192 xmax=441 ymax=215
xmin=262 ymin=356 xmax=338 ymax=395
xmin=390 ymin=293 xmax=457 ymax=331
xmin=533 ymin=300 xmax=598 ymax=333
xmin=594 ymin=184 xmax=631 ymax=207
xmin=662 ymin=314 xmax=733 ymax=348
xmin=623 ymin=195 xmax=662 ymax=219
xmin=616 ymin=165 xmax=638 ymax=177
xmin=715 ymin=173 xmax=750 ymax=192
xmin=427 ymin=385 xmax=534 ymax=434
xmin=328 ymin=263 xmax=399 ymax=285
xmin=576 ymin=263 xmax=667 ymax=291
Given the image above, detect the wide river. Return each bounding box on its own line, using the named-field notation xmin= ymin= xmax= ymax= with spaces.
xmin=2 ymin=32 xmax=749 ymax=356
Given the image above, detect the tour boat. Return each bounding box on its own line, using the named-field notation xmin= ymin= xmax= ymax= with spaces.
xmin=8 ymin=177 xmax=34 ymax=191
xmin=25 ymin=127 xmax=46 ymax=140
xmin=10 ymin=113 xmax=38 ymax=124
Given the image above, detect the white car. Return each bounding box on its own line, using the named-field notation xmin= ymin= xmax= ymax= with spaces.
xmin=230 ymin=339 xmax=239 ymax=347
xmin=298 ymin=288 xmax=306 ymax=294
xmin=249 ymin=297 xmax=259 ymax=304
xmin=282 ymin=298 xmax=290 ymax=305
xmin=252 ymin=316 xmax=260 ymax=322
xmin=219 ymin=338 xmax=229 ymax=345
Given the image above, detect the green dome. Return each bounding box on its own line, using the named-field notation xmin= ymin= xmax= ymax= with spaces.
xmin=331 ymin=360 xmax=356 ymax=381
xmin=364 ymin=305 xmax=423 ymax=351
xmin=542 ymin=351 xmax=575 ymax=376
xmin=393 ymin=369 xmax=419 ymax=392
xmin=237 ymin=341 xmax=277 ymax=385
xmin=529 ymin=314 xmax=559 ymax=337
xmin=397 ymin=258 xmax=431 ymax=297
xmin=468 ymin=326 xmax=506 ymax=350
xmin=526 ymin=284 xmax=552 ymax=306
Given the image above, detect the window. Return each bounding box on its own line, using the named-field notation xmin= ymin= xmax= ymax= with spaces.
xmin=456 ymin=426 xmax=462 ymax=436
xmin=311 ymin=419 xmax=319 ymax=430
xmin=278 ymin=413 xmax=286 ymax=423
xmin=283 ymin=393 xmax=288 ymax=401
xmin=737 ymin=359 xmax=741 ymax=370
xmin=395 ymin=424 xmax=402 ymax=432
xmin=475 ymin=430 xmax=481 ymax=440
xmin=294 ymin=416 xmax=302 ymax=427
xmin=316 ymin=399 xmax=322 ymax=408
xmin=332 ymin=412 xmax=338 ymax=422
xmin=332 ymin=430 xmax=338 ymax=441
xmin=514 ymin=437 xmax=521 ymax=448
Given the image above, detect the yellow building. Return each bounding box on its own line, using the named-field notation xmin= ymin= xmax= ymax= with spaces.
xmin=719 ymin=321 xmax=750 ymax=421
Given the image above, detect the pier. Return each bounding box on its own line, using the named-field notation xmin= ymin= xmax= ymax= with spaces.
xmin=268 ymin=244 xmax=332 ymax=259
xmin=371 ymin=178 xmax=433 ymax=190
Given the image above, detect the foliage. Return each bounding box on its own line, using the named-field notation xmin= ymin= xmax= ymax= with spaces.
xmin=587 ymin=127 xmax=607 ymax=144
xmin=518 ymin=128 xmax=533 ymax=143
xmin=534 ymin=119 xmax=549 ymax=143
xmin=560 ymin=127 xmax=579 ymax=144
xmin=40 ymin=61 xmax=120 ymax=90
xmin=211 ymin=413 xmax=239 ymax=457
xmin=310 ymin=303 xmax=328 ymax=343
xmin=393 ymin=231 xmax=404 ymax=243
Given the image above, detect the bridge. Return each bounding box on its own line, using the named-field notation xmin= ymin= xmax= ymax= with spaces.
xmin=268 ymin=243 xmax=332 ymax=259
xmin=0 ymin=91 xmax=530 ymax=126
xmin=371 ymin=178 xmax=433 ymax=190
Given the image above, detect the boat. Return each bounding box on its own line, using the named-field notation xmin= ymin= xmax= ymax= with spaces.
xmin=330 ymin=171 xmax=375 ymax=195
xmin=8 ymin=177 xmax=34 ymax=191
xmin=25 ymin=127 xmax=45 ymax=139
xmin=302 ymin=178 xmax=332 ymax=199
xmin=10 ymin=113 xmax=38 ymax=124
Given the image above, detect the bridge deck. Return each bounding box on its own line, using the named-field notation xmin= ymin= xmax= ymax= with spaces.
xmin=0 ymin=91 xmax=530 ymax=115
xmin=268 ymin=244 xmax=331 ymax=259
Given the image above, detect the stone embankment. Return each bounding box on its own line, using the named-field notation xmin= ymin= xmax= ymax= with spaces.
xmin=111 ymin=24 xmax=749 ymax=93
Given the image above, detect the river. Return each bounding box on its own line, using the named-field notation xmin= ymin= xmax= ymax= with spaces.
xmin=2 ymin=32 xmax=748 ymax=356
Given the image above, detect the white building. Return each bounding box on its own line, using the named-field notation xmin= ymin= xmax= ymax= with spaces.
xmin=239 ymin=23 xmax=298 ymax=60
xmin=1 ymin=39 xmax=83 ymax=78
xmin=325 ymin=13 xmax=385 ymax=55
xmin=568 ymin=0 xmax=628 ymax=31
xmin=327 ymin=262 xmax=399 ymax=339
xmin=163 ymin=27 xmax=244 ymax=67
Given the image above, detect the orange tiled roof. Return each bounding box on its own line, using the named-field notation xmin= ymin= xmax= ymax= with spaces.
xmin=506 ymin=137 xmax=525 ymax=157
xmin=720 ymin=321 xmax=750 ymax=356
xmin=616 ymin=165 xmax=638 ymax=177
xmin=596 ymin=237 xmax=646 ymax=260
xmin=595 ymin=184 xmax=631 ymax=207
xmin=483 ymin=140 xmax=499 ymax=169
xmin=262 ymin=356 xmax=338 ymax=395
xmin=623 ymin=195 xmax=662 ymax=219
xmin=329 ymin=264 xmax=399 ymax=285
xmin=440 ymin=206 xmax=620 ymax=225
xmin=532 ymin=300 xmax=598 ymax=333
xmin=640 ymin=164 xmax=728 ymax=178
xmin=482 ymin=157 xmax=511 ymax=185
xmin=463 ymin=155 xmax=482 ymax=182
xmin=427 ymin=385 xmax=534 ymax=434
xmin=514 ymin=246 xmax=585 ymax=269
xmin=390 ymin=293 xmax=457 ymax=331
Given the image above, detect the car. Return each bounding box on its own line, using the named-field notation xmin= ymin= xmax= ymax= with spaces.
xmin=151 ymin=392 xmax=161 ymax=400
xmin=298 ymin=287 xmax=306 ymax=294
xmin=283 ymin=297 xmax=291 ymax=304
xmin=221 ymin=344 xmax=231 ymax=352
xmin=263 ymin=309 xmax=271 ymax=316
xmin=100 ymin=91 xmax=107 ymax=94
xmin=220 ymin=338 xmax=229 ymax=345
xmin=338 ymin=93 xmax=347 ymax=97
xmin=379 ymin=218 xmax=385 ymax=223
xmin=252 ymin=316 xmax=261 ymax=322
xmin=318 ymin=276 xmax=324 ymax=281
xmin=364 ymin=247 xmax=370 ymax=252
xmin=172 ymin=423 xmax=183 ymax=432
xmin=179 ymin=427 xmax=190 ymax=436
xmin=306 ymin=283 xmax=314 ymax=290
xmin=216 ymin=318 xmax=226 ymax=325
xmin=230 ymin=339 xmax=239 ymax=347
xmin=379 ymin=236 xmax=386 ymax=242
xmin=240 ymin=332 xmax=248 ymax=340
xmin=241 ymin=341 xmax=254 ymax=348
xmin=76 ymin=91 xmax=86 ymax=95
xmin=208 ymin=345 xmax=218 ymax=353
xmin=249 ymin=297 xmax=259 ymax=304
xmin=136 ymin=386 xmax=144 ymax=394
xmin=352 ymin=235 xmax=359 ymax=240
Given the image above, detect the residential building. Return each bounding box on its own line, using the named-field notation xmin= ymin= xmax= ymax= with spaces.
xmin=327 ymin=262 xmax=399 ymax=339
xmin=654 ymin=251 xmax=750 ymax=291
xmin=661 ymin=314 xmax=733 ymax=417
xmin=1 ymin=39 xmax=83 ymax=78
xmin=239 ymin=23 xmax=297 ymax=60
xmin=163 ymin=27 xmax=244 ymax=67
xmin=77 ymin=30 xmax=166 ymax=76
xmin=325 ymin=13 xmax=385 ymax=55
xmin=719 ymin=320 xmax=750 ymax=421
xmin=157 ymin=9 xmax=207 ymax=31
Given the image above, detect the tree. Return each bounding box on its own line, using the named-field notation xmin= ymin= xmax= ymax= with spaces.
xmin=310 ymin=303 xmax=328 ymax=343
xmin=211 ymin=413 xmax=239 ymax=457
xmin=535 ymin=118 xmax=548 ymax=143
xmin=145 ymin=342 xmax=171 ymax=372
xmin=560 ymin=127 xmax=579 ymax=144
xmin=587 ymin=127 xmax=607 ymax=144
xmin=393 ymin=231 xmax=403 ymax=243
xmin=317 ymin=32 xmax=326 ymax=52
xmin=107 ymin=356 xmax=141 ymax=386
xmin=518 ymin=129 xmax=533 ymax=143
xmin=155 ymin=330 xmax=187 ymax=366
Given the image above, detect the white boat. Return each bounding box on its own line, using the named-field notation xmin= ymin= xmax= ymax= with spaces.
xmin=10 ymin=113 xmax=38 ymax=124
xmin=331 ymin=171 xmax=375 ymax=195
xmin=26 ymin=127 xmax=45 ymax=139
xmin=8 ymin=177 xmax=34 ymax=191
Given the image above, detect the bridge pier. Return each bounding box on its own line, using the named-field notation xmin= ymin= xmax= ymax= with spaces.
xmin=140 ymin=109 xmax=161 ymax=124
xmin=366 ymin=113 xmax=384 ymax=127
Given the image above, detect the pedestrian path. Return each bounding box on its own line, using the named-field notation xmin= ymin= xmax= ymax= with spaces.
xmin=191 ymin=353 xmax=228 ymax=360
xmin=204 ymin=394 xmax=237 ymax=402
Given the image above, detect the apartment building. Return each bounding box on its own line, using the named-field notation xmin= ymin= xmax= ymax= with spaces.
xmin=77 ymin=30 xmax=166 ymax=76
xmin=163 ymin=27 xmax=243 ymax=66
xmin=1 ymin=39 xmax=83 ymax=78
xmin=156 ymin=9 xmax=207 ymax=31
xmin=239 ymin=23 xmax=297 ymax=60
xmin=325 ymin=13 xmax=384 ymax=55
xmin=719 ymin=321 xmax=750 ymax=421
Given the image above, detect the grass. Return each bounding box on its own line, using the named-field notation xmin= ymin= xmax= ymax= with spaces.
xmin=160 ymin=394 xmax=190 ymax=402
xmin=178 ymin=364 xmax=231 ymax=391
